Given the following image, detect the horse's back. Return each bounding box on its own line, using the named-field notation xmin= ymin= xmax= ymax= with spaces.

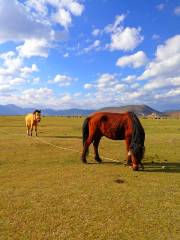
xmin=90 ymin=111 xmax=130 ymax=122
xmin=88 ymin=112 xmax=131 ymax=140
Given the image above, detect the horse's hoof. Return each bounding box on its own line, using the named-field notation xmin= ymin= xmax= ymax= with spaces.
xmin=81 ymin=158 xmax=87 ymax=164
xmin=140 ymin=164 xmax=144 ymax=170
xmin=127 ymin=159 xmax=132 ymax=166
xmin=95 ymin=157 xmax=102 ymax=163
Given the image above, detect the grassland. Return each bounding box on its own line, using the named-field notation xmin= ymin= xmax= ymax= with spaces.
xmin=0 ymin=116 xmax=180 ymax=240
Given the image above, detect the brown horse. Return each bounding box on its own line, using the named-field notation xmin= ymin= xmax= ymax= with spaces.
xmin=25 ymin=110 xmax=41 ymax=136
xmin=81 ymin=111 xmax=145 ymax=171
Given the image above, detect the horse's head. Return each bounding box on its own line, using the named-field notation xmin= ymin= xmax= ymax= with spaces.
xmin=131 ymin=144 xmax=145 ymax=171
xmin=33 ymin=110 xmax=41 ymax=122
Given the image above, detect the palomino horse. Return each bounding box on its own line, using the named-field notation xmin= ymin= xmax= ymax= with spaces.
xmin=25 ymin=110 xmax=41 ymax=136
xmin=81 ymin=112 xmax=145 ymax=171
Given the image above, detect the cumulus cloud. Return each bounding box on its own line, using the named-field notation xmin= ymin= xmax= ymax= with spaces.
xmin=17 ymin=38 xmax=50 ymax=58
xmin=25 ymin=0 xmax=84 ymax=29
xmin=0 ymin=0 xmax=84 ymax=52
xmin=116 ymin=51 xmax=148 ymax=68
xmin=109 ymin=27 xmax=144 ymax=51
xmin=49 ymin=74 xmax=74 ymax=86
xmin=139 ymin=35 xmax=180 ymax=80
xmin=95 ymin=73 xmax=126 ymax=103
xmin=0 ymin=0 xmax=52 ymax=43
xmin=0 ymin=50 xmax=40 ymax=91
xmin=91 ymin=14 xmax=143 ymax=52
xmin=52 ymin=8 xmax=72 ymax=29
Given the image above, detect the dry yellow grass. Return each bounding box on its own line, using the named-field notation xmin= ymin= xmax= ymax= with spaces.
xmin=0 ymin=116 xmax=180 ymax=239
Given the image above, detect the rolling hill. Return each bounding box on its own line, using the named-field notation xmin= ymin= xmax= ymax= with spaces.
xmin=97 ymin=105 xmax=162 ymax=116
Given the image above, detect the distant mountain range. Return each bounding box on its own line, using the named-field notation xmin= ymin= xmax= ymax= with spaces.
xmin=0 ymin=104 xmax=94 ymax=116
xmin=0 ymin=104 xmax=179 ymax=116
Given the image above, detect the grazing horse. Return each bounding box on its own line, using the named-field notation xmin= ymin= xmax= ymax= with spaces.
xmin=81 ymin=112 xmax=145 ymax=171
xmin=25 ymin=110 xmax=41 ymax=136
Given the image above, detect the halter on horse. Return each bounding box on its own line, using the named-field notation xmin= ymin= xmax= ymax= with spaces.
xmin=81 ymin=111 xmax=145 ymax=171
xmin=25 ymin=110 xmax=41 ymax=136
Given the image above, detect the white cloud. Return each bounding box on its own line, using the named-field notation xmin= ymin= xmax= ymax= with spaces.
xmin=156 ymin=3 xmax=165 ymax=11
xmin=109 ymin=27 xmax=143 ymax=51
xmin=22 ymin=87 xmax=53 ymax=100
xmin=50 ymin=74 xmax=73 ymax=86
xmin=20 ymin=64 xmax=39 ymax=77
xmin=0 ymin=0 xmax=52 ymax=43
xmin=83 ymin=40 xmax=101 ymax=53
xmin=144 ymin=77 xmax=180 ymax=91
xmin=139 ymin=35 xmax=180 ymax=80
xmin=31 ymin=77 xmax=40 ymax=84
xmin=65 ymin=1 xmax=84 ymax=16
xmin=122 ymin=75 xmax=137 ymax=82
xmin=63 ymin=52 xmax=69 ymax=58
xmin=104 ymin=14 xmax=126 ymax=33
xmin=84 ymin=83 xmax=93 ymax=89
xmin=52 ymin=8 xmax=72 ymax=29
xmin=155 ymin=88 xmax=180 ymax=99
xmin=152 ymin=34 xmax=160 ymax=40
xmin=0 ymin=0 xmax=84 ymax=60
xmin=0 ymin=50 xmax=40 ymax=91
xmin=17 ymin=38 xmax=50 ymax=58
xmin=174 ymin=6 xmax=180 ymax=16
xmin=25 ymin=0 xmax=84 ymax=29
xmin=92 ymin=28 xmax=101 ymax=36
xmin=116 ymin=51 xmax=148 ymax=68
xmin=90 ymin=15 xmax=143 ymax=52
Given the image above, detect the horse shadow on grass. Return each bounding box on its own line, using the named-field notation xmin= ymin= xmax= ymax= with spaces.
xmin=142 ymin=162 xmax=180 ymax=173
xmin=87 ymin=161 xmax=123 ymax=165
xmin=87 ymin=160 xmax=180 ymax=173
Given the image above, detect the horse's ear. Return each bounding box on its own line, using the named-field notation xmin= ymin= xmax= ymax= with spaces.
xmin=39 ymin=110 xmax=41 ymax=113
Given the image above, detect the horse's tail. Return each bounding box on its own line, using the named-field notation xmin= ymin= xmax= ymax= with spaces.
xmin=129 ymin=112 xmax=145 ymax=163
xmin=82 ymin=117 xmax=90 ymax=146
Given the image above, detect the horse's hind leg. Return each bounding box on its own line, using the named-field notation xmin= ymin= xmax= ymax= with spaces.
xmin=81 ymin=134 xmax=94 ymax=164
xmin=93 ymin=137 xmax=102 ymax=163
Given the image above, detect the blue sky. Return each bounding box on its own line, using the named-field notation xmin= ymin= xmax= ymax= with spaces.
xmin=0 ymin=0 xmax=180 ymax=110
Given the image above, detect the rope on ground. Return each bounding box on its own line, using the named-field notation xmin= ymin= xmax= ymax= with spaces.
xmin=0 ymin=128 xmax=120 ymax=163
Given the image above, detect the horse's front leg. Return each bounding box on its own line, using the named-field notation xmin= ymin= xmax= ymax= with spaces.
xmin=35 ymin=124 xmax=38 ymax=136
xmin=30 ymin=125 xmax=33 ymax=136
xmin=125 ymin=138 xmax=132 ymax=166
xmin=27 ymin=126 xmax=30 ymax=136
xmin=93 ymin=137 xmax=102 ymax=163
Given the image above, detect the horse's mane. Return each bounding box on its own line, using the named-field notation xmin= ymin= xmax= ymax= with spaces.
xmin=129 ymin=112 xmax=145 ymax=162
xmin=33 ymin=109 xmax=41 ymax=114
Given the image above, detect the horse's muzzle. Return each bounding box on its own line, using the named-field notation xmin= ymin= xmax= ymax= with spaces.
xmin=132 ymin=164 xmax=139 ymax=171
